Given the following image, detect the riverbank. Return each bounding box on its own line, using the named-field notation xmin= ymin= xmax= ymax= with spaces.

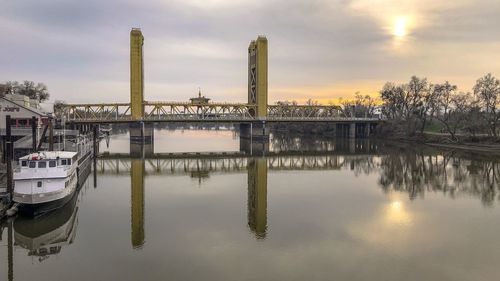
xmin=425 ymin=142 xmax=500 ymax=154
xmin=375 ymin=132 xmax=500 ymax=154
xmin=417 ymin=132 xmax=500 ymax=154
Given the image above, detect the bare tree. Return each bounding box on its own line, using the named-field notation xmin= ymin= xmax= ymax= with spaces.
xmin=407 ymin=76 xmax=434 ymax=133
xmin=3 ymin=80 xmax=50 ymax=102
xmin=0 ymin=84 xmax=9 ymax=97
xmin=433 ymin=85 xmax=472 ymax=141
xmin=53 ymin=100 xmax=67 ymax=117
xmin=380 ymin=76 xmax=432 ymax=135
xmin=338 ymin=92 xmax=376 ymax=118
xmin=463 ymin=102 xmax=487 ymax=137
xmin=433 ymin=82 xmax=459 ymax=139
xmin=473 ymin=73 xmax=500 ymax=137
xmin=380 ymin=82 xmax=406 ymax=120
xmin=354 ymin=92 xmax=376 ymax=117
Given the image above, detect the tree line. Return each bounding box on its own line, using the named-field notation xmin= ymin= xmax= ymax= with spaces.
xmin=380 ymin=74 xmax=500 ymax=139
xmin=0 ymin=80 xmax=50 ymax=102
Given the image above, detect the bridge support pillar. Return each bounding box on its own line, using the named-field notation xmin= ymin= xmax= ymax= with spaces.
xmin=130 ymin=142 xmax=154 ymax=158
xmin=240 ymin=122 xmax=269 ymax=156
xmin=130 ymin=122 xmax=154 ymax=147
xmin=240 ymin=122 xmax=269 ymax=140
xmin=349 ymin=123 xmax=356 ymax=139
xmin=240 ymin=138 xmax=269 ymax=156
xmin=240 ymin=122 xmax=269 ymax=141
xmin=364 ymin=123 xmax=371 ymax=137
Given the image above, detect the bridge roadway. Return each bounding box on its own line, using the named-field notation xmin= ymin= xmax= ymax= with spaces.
xmin=96 ymin=150 xmax=377 ymax=176
xmin=58 ymin=102 xmax=380 ymax=124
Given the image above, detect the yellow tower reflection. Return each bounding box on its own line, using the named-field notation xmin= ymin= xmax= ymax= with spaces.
xmin=247 ymin=157 xmax=268 ymax=239
xmin=131 ymin=159 xmax=145 ymax=248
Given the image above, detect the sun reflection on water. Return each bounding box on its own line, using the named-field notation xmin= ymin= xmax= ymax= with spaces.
xmin=384 ymin=199 xmax=412 ymax=226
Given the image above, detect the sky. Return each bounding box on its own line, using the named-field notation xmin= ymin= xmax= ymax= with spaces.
xmin=1 ymin=0 xmax=499 ymax=104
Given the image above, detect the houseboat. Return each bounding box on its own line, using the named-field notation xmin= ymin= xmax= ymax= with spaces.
xmin=13 ymin=151 xmax=79 ymax=216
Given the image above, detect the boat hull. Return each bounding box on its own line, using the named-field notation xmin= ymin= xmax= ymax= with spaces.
xmin=17 ymin=191 xmax=75 ymax=217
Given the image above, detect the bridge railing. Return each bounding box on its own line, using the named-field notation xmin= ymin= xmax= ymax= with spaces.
xmin=143 ymin=102 xmax=256 ymax=121
xmin=59 ymin=103 xmax=132 ymax=121
xmin=56 ymin=102 xmax=379 ymax=122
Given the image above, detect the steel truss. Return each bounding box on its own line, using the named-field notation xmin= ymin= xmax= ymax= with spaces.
xmin=57 ymin=102 xmax=369 ymax=122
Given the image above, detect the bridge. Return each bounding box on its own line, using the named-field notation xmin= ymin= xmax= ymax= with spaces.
xmin=56 ymin=28 xmax=380 ymax=142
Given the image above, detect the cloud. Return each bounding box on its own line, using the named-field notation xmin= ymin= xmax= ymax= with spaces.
xmin=0 ymin=0 xmax=499 ymax=103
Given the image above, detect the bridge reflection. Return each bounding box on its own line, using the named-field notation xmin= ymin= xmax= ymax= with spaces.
xmin=122 ymin=140 xmax=500 ymax=246
xmin=247 ymin=158 xmax=268 ymax=238
xmin=131 ymin=159 xmax=145 ymax=249
xmin=127 ymin=155 xmax=273 ymax=242
xmin=124 ymin=140 xmax=380 ymax=245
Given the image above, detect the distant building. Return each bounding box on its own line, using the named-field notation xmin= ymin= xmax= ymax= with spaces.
xmin=189 ymin=89 xmax=210 ymax=105
xmin=2 ymin=93 xmax=49 ymax=111
xmin=0 ymin=96 xmax=50 ymax=131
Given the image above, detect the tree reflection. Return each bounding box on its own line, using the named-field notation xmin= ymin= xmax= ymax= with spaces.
xmin=377 ymin=143 xmax=500 ymax=206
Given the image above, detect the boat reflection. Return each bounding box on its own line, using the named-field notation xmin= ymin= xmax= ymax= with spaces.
xmin=14 ymin=191 xmax=79 ymax=262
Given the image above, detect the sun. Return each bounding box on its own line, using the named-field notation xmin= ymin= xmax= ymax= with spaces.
xmin=393 ymin=16 xmax=408 ymax=38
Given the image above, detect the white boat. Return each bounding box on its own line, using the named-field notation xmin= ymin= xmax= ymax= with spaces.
xmin=13 ymin=151 xmax=79 ymax=216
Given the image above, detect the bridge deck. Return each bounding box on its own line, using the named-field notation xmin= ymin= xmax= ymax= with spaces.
xmin=57 ymin=102 xmax=381 ymax=124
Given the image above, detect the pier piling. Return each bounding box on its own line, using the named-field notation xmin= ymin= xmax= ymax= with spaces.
xmin=6 ymin=115 xmax=13 ymax=203
xmin=31 ymin=116 xmax=37 ymax=152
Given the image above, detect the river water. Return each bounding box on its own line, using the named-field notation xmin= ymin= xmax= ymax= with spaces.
xmin=1 ymin=128 xmax=500 ymax=281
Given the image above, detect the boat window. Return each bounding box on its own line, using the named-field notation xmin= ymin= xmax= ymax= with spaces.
xmin=49 ymin=160 xmax=56 ymax=167
xmin=38 ymin=161 xmax=47 ymax=168
xmin=67 ymin=159 xmax=72 ymax=165
xmin=21 ymin=160 xmax=27 ymax=167
xmin=37 ymin=181 xmax=42 ymax=187
xmin=29 ymin=162 xmax=36 ymax=168
xmin=61 ymin=159 xmax=67 ymax=165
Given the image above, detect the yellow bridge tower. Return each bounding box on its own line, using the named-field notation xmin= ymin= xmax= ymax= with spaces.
xmin=248 ymin=36 xmax=268 ymax=119
xmin=130 ymin=28 xmax=144 ymax=120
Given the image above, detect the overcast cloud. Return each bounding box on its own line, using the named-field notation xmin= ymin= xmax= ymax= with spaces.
xmin=1 ymin=0 xmax=499 ymax=104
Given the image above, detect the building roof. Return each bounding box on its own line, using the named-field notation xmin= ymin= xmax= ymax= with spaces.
xmin=0 ymin=96 xmax=48 ymax=117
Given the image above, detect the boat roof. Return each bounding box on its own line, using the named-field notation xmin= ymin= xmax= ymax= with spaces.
xmin=19 ymin=151 xmax=78 ymax=160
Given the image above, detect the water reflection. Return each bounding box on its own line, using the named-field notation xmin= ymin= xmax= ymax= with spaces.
xmin=99 ymin=139 xmax=500 ymax=249
xmin=14 ymin=191 xmax=79 ymax=262
xmin=378 ymin=143 xmax=500 ymax=205
xmin=247 ymin=158 xmax=268 ymax=239
xmin=131 ymin=159 xmax=145 ymax=248
xmin=3 ymin=131 xmax=500 ymax=280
